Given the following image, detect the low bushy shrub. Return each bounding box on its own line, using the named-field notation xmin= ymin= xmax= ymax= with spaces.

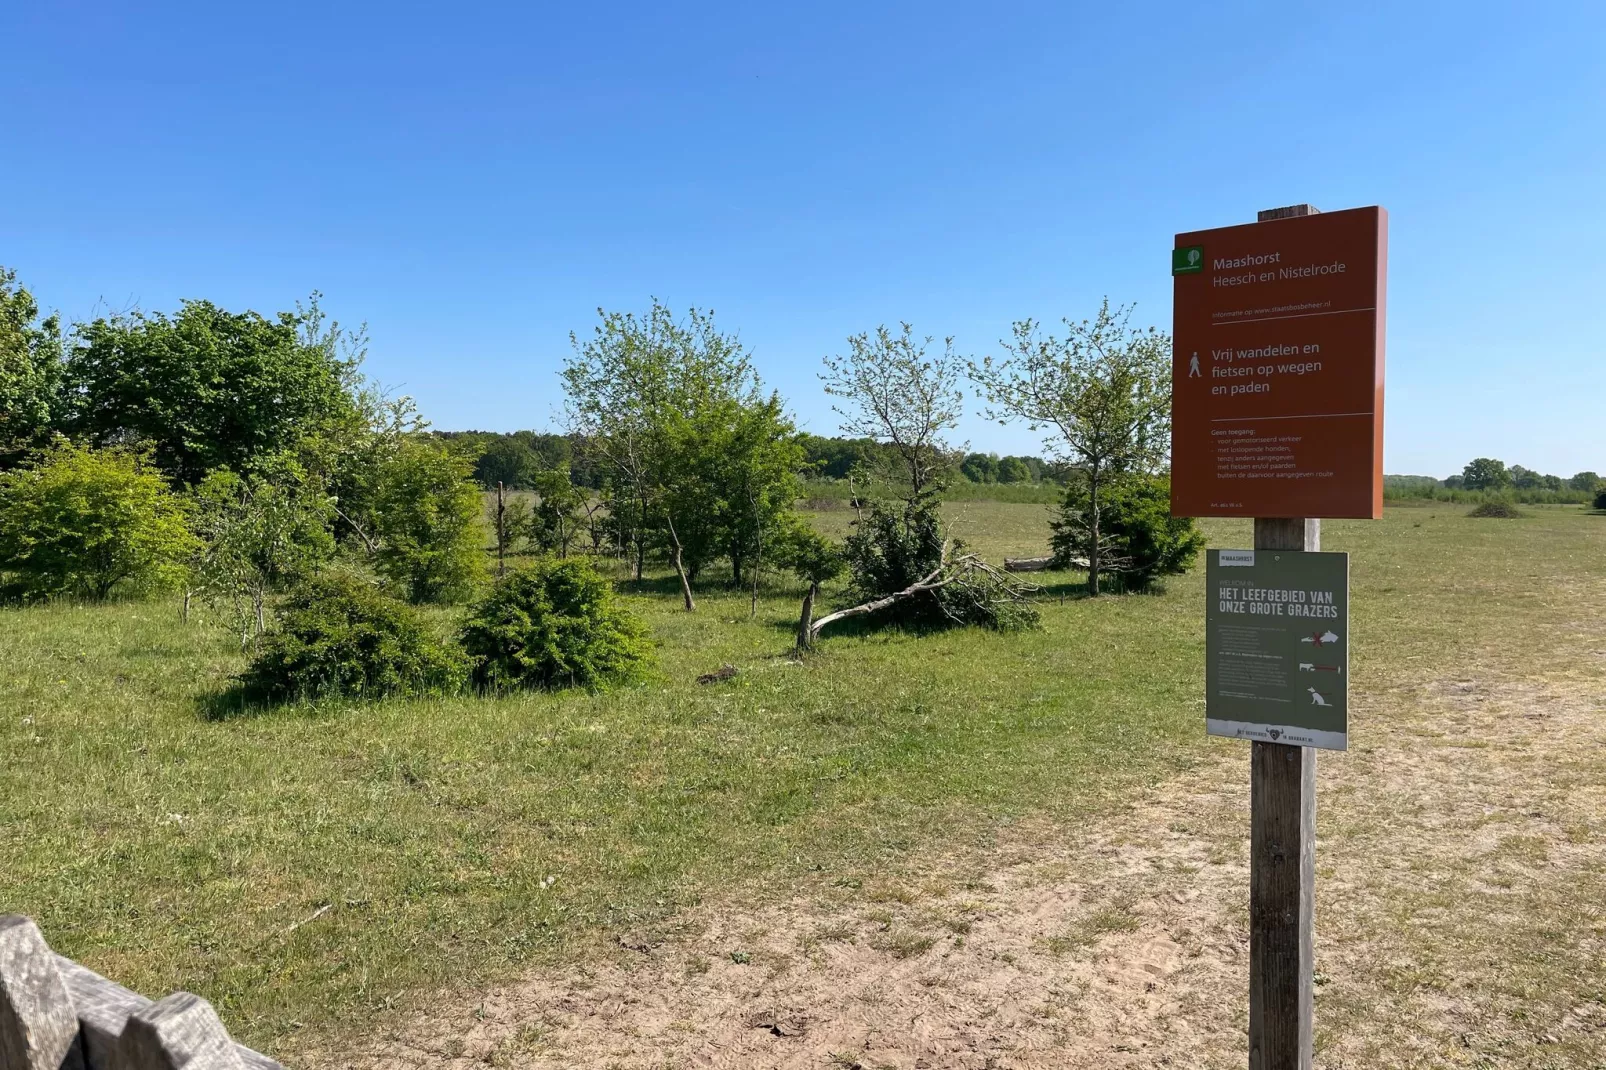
xmin=842 ymin=493 xmax=1038 ymax=630
xmin=1467 ymin=501 xmax=1525 ymax=519
xmin=1594 ymin=487 xmax=1606 ymax=512
xmin=459 ymin=557 xmax=650 ymax=691
xmin=239 ymin=572 xmax=465 ymax=701
xmin=1051 ymin=474 xmax=1205 ymax=592
xmin=0 ymin=441 xmax=197 ymax=602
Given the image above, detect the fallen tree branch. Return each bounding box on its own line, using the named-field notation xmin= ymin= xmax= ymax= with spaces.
xmin=1004 ymin=554 xmax=1089 ymax=572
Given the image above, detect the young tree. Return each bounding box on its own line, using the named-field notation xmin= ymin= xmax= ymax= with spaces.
xmin=529 ymin=466 xmax=585 ymax=557
xmin=0 ymin=267 xmax=64 ymax=465
xmin=820 ymin=323 xmax=963 ymax=499
xmin=1571 ymin=471 xmax=1601 ymax=493
xmin=191 ymin=462 xmax=335 ymax=644
xmin=371 ymin=436 xmax=485 ymax=603
xmin=563 ymin=300 xmax=798 ymax=611
xmin=968 ymin=299 xmax=1170 ymax=595
xmin=0 ymin=441 xmax=197 ymax=601
xmin=65 ymin=297 xmax=356 ymax=485
xmin=1051 ymin=474 xmax=1204 ymax=592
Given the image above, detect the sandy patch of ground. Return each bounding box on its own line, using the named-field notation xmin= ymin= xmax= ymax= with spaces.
xmin=314 ymin=632 xmax=1606 ymax=1068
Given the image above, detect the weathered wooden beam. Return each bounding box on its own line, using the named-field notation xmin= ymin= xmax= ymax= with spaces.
xmin=1248 ymin=516 xmax=1318 ymax=1070
xmin=54 ymin=957 xmax=281 ymax=1070
xmin=1 ymin=915 xmax=85 ymax=1070
xmin=111 ymin=992 xmax=245 ymax=1070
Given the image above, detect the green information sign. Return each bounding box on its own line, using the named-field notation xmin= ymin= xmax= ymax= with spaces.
xmin=1172 ymin=245 xmax=1204 ymax=274
xmin=1205 ymin=548 xmax=1349 ymax=750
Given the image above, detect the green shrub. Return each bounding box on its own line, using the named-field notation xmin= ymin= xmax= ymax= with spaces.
xmin=1467 ymin=501 xmax=1525 ymax=519
xmin=239 ymin=572 xmax=465 ymax=701
xmin=459 ymin=557 xmax=650 ymax=691
xmin=372 ymin=436 xmax=486 ymax=603
xmin=1050 ymin=474 xmax=1205 ymax=592
xmin=0 ymin=440 xmax=197 ymax=602
xmin=1595 ymin=488 xmax=1606 ymax=512
xmin=842 ymin=492 xmax=1038 ymax=630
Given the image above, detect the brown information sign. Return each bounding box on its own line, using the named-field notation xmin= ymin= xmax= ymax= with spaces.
xmin=1171 ymin=206 xmax=1387 ymax=518
xmin=1205 ymin=548 xmax=1349 ymax=750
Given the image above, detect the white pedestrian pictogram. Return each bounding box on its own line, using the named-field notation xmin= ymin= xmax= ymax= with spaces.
xmin=1188 ymin=352 xmax=1202 ymax=378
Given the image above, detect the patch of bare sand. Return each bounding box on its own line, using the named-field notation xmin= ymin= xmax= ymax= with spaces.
xmin=313 ymin=659 xmax=1606 ymax=1069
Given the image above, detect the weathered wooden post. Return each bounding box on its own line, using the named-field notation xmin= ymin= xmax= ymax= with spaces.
xmin=1249 ymin=516 xmax=1318 ymax=1069
xmin=1172 ymin=202 xmax=1387 ymax=1069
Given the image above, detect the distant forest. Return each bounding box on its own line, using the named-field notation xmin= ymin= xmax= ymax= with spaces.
xmin=435 ymin=429 xmax=1068 ymax=492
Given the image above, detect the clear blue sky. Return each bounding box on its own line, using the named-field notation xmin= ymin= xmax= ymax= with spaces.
xmin=5 ymin=2 xmax=1602 ymax=477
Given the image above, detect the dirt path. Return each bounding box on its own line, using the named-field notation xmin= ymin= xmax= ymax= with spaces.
xmin=317 ymin=613 xmax=1606 ymax=1068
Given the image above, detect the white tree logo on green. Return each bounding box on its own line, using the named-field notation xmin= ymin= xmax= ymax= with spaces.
xmin=1173 ymin=246 xmax=1204 ymax=275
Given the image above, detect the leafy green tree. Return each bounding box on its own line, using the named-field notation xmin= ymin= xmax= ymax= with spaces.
xmin=1595 ymin=487 xmax=1606 ymax=512
xmin=0 ymin=440 xmax=197 ymax=601
xmin=473 ymin=435 xmax=541 ymax=490
xmin=564 ymin=300 xmax=802 ymax=609
xmin=996 ymin=456 xmax=1033 ymax=483
xmin=237 ymin=571 xmax=465 ymax=702
xmin=529 ymin=466 xmax=586 ymax=557
xmin=1460 ymin=457 xmax=1510 ymax=491
xmin=0 ymin=267 xmax=64 ymax=464
xmin=960 ymin=452 xmax=999 ymax=483
xmin=1051 ymin=474 xmax=1204 ymax=592
xmin=1569 ymin=471 xmax=1600 ymax=493
xmin=969 ymin=299 xmax=1170 ymax=595
xmin=191 ymin=462 xmax=335 ymax=644
xmin=372 ymin=436 xmax=485 ymax=603
xmin=65 ymin=297 xmax=355 ymax=485
xmin=821 ymin=323 xmax=964 ymax=499
xmin=458 ymin=558 xmax=650 ymax=691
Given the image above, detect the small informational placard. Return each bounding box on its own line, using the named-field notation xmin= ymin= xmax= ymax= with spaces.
xmin=1205 ymin=548 xmax=1349 ymax=750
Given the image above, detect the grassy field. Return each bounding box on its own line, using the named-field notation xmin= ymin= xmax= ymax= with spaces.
xmin=1 ymin=500 xmax=1601 ymax=1059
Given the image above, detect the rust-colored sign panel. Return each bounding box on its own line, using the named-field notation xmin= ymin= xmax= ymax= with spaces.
xmin=1171 ymin=206 xmax=1387 ymax=518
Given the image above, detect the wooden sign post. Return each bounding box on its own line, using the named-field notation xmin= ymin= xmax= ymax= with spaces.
xmin=1172 ymin=202 xmax=1388 ymax=1069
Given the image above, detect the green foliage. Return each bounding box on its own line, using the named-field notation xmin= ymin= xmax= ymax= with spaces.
xmin=1051 ymin=474 xmax=1204 ymax=592
xmin=1467 ymin=501 xmax=1525 ymax=519
xmin=1460 ymin=457 xmax=1510 ymax=491
xmin=458 ymin=558 xmax=651 ymax=691
xmin=820 ymin=323 xmax=964 ymax=498
xmin=372 ymin=437 xmax=485 ymax=603
xmin=66 ymin=297 xmax=356 ymax=485
xmin=238 ymin=572 xmax=465 ymax=702
xmin=563 ymin=300 xmax=805 ymax=595
xmin=0 ymin=267 xmax=64 ymax=462
xmin=1570 ymin=471 xmax=1600 ymax=493
xmin=777 ymin=526 xmax=844 ymax=589
xmin=0 ymin=440 xmax=197 ymax=602
xmin=529 ymin=466 xmax=586 ymax=556
xmin=1593 ymin=487 xmax=1606 ymax=512
xmin=970 ymin=299 xmax=1171 ymax=595
xmin=996 ymin=456 xmax=1034 ymax=484
xmin=191 ymin=463 xmax=336 ymax=641
xmin=472 ymin=435 xmax=541 ymax=490
xmin=843 ymin=492 xmax=1037 ymax=630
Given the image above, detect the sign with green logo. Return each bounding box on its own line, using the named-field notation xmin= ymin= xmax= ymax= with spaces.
xmin=1205 ymin=549 xmax=1349 ymax=750
xmin=1172 ymin=245 xmax=1204 ymax=275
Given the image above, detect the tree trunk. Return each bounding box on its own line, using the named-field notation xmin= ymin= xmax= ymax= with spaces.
xmin=496 ymin=482 xmax=507 ymax=578
xmin=730 ymin=551 xmax=744 ymax=591
xmin=796 ymin=582 xmax=817 ymax=650
xmin=181 ymin=588 xmax=191 ymax=624
xmin=665 ymin=512 xmax=696 ymax=612
xmin=634 ymin=531 xmax=644 ymax=581
xmin=1087 ymin=470 xmax=1102 ymax=597
xmin=253 ymin=588 xmax=266 ymax=636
